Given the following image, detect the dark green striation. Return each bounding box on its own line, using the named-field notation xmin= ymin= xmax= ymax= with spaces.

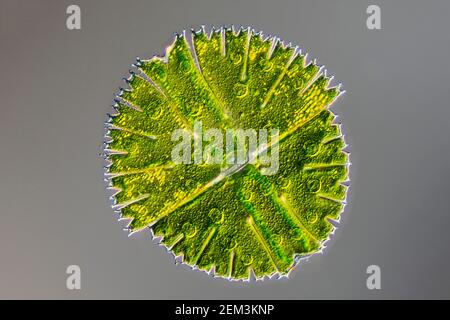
xmin=104 ymin=26 xmax=349 ymax=280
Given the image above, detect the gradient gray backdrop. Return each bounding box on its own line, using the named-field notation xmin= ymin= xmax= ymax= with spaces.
xmin=1 ymin=0 xmax=449 ymax=299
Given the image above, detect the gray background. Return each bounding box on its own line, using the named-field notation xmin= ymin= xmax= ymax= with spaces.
xmin=1 ymin=0 xmax=449 ymax=299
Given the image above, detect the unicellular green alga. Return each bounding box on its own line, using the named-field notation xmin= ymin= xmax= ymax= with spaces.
xmin=104 ymin=26 xmax=349 ymax=280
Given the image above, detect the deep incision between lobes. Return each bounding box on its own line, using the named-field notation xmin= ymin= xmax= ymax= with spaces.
xmin=105 ymin=27 xmax=349 ymax=280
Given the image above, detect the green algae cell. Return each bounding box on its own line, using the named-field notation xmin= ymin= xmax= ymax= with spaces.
xmin=104 ymin=26 xmax=350 ymax=281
